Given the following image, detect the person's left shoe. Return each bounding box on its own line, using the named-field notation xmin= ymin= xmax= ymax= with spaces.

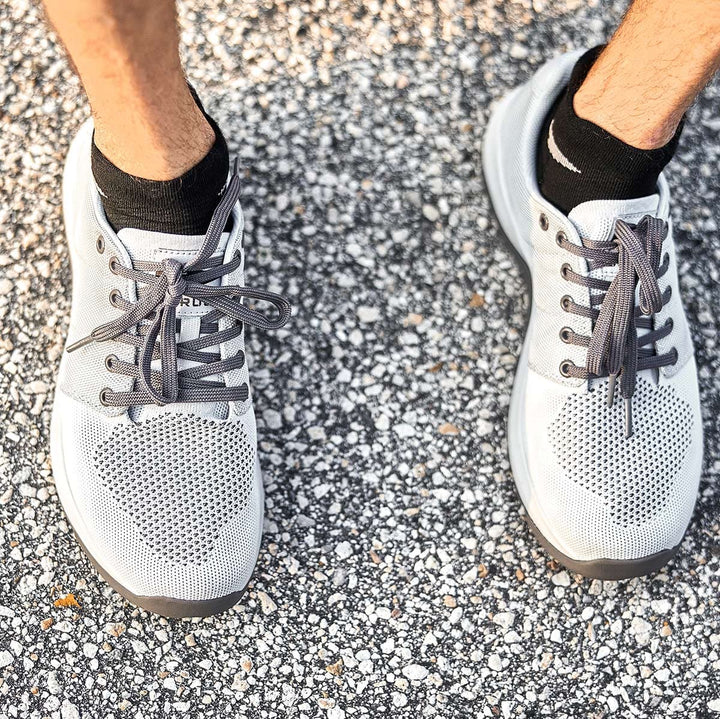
xmin=51 ymin=119 xmax=291 ymax=617
xmin=482 ymin=50 xmax=704 ymax=579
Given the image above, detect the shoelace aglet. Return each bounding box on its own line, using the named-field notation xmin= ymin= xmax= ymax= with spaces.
xmin=66 ymin=335 xmax=96 ymax=353
xmin=624 ymin=397 xmax=634 ymax=439
xmin=607 ymin=373 xmax=617 ymax=407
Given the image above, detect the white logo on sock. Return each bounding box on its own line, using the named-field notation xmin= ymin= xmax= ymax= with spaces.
xmin=548 ymin=120 xmax=581 ymax=174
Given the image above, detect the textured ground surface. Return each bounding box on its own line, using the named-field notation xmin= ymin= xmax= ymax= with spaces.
xmin=2 ymin=0 xmax=720 ymax=717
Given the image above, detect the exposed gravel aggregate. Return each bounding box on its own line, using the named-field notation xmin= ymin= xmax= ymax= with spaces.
xmin=1 ymin=0 xmax=720 ymax=717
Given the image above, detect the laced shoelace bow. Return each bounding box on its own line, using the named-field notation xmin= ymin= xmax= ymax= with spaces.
xmin=68 ymin=161 xmax=292 ymax=407
xmin=556 ymin=215 xmax=677 ymax=437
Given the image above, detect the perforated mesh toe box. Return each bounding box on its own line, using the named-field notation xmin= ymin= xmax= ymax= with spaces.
xmin=93 ymin=414 xmax=256 ymax=566
xmin=548 ymin=377 xmax=693 ymax=528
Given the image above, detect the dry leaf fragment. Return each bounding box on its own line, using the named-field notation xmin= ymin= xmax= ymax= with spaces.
xmin=469 ymin=292 xmax=485 ymax=308
xmin=438 ymin=423 xmax=460 ymax=436
xmin=478 ymin=563 xmax=489 ymax=578
xmin=40 ymin=618 xmax=53 ymax=631
xmin=326 ymin=658 xmax=343 ymax=676
xmin=53 ymin=593 xmax=80 ymax=609
xmin=107 ymin=622 xmax=126 ymax=638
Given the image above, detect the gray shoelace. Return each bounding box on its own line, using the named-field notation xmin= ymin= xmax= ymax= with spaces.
xmin=67 ymin=161 xmax=291 ymax=407
xmin=556 ymin=215 xmax=677 ymax=437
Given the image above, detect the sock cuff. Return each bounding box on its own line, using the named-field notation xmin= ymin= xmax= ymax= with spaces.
xmin=538 ymin=46 xmax=683 ymax=214
xmin=91 ymin=88 xmax=230 ymax=235
xmin=553 ymin=46 xmax=682 ymax=187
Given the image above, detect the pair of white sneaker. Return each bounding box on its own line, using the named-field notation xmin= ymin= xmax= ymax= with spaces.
xmin=51 ymin=50 xmax=703 ymax=617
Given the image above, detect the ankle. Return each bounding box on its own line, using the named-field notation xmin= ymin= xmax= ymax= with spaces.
xmin=91 ymin=89 xmax=230 ymax=235
xmin=573 ymin=85 xmax=682 ymax=150
xmin=92 ymin=86 xmax=216 ymax=181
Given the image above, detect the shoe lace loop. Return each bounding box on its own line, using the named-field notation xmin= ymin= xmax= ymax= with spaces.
xmin=67 ymin=161 xmax=292 ymax=407
xmin=557 ymin=215 xmax=676 ymax=437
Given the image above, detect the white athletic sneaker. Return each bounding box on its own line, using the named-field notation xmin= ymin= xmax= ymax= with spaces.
xmin=51 ymin=119 xmax=290 ymax=616
xmin=483 ymin=51 xmax=703 ymax=579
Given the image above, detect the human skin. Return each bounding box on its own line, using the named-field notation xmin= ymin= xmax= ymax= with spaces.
xmin=574 ymin=0 xmax=720 ymax=149
xmin=42 ymin=0 xmax=214 ymax=180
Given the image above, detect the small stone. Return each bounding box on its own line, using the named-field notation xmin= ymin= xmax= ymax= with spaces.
xmin=26 ymin=380 xmax=48 ymax=394
xmin=551 ymin=571 xmax=571 ymax=587
xmin=651 ymin=599 xmax=671 ymax=614
xmin=263 ymin=409 xmax=282 ymax=430
xmin=357 ymin=306 xmax=380 ymax=323
xmin=335 ymin=541 xmax=353 ymax=559
xmin=0 ymin=651 xmax=13 ymax=668
xmin=493 ymin=612 xmax=515 ymax=630
xmin=422 ymin=205 xmax=440 ymax=222
xmin=402 ymin=664 xmax=428 ymax=681
xmin=256 ymin=591 xmax=277 ymax=614
xmin=393 ymin=423 xmax=415 ymax=438
xmin=60 ymin=700 xmax=80 ymax=719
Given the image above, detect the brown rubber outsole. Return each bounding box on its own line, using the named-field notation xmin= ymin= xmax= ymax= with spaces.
xmin=523 ymin=512 xmax=681 ymax=580
xmin=73 ymin=531 xmax=248 ymax=618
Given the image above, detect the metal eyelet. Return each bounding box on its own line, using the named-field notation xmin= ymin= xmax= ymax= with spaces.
xmin=559 ymin=327 xmax=572 ymax=343
xmin=555 ymin=231 xmax=566 ymax=246
xmin=560 ymin=295 xmax=573 ymax=312
xmin=99 ymin=388 xmax=112 ymax=406
xmin=539 ymin=213 xmax=549 ymax=231
xmin=559 ymin=360 xmax=573 ymax=378
xmin=96 ymin=235 xmax=105 ymax=254
xmin=104 ymin=355 xmax=117 ymax=371
xmin=671 ymin=347 xmax=679 ymax=364
xmin=560 ymin=263 xmax=572 ymax=280
xmin=108 ymin=256 xmax=120 ymax=274
xmin=109 ymin=289 xmax=122 ymax=307
xmin=665 ymin=317 xmax=674 ymax=330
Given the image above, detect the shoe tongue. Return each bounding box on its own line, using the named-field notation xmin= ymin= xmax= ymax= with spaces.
xmin=567 ymin=194 xmax=662 ymax=245
xmin=115 ymin=227 xmax=231 ymax=423
xmin=117 ymin=227 xmax=230 ymax=264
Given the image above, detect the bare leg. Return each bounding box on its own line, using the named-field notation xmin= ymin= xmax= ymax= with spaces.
xmin=574 ymin=0 xmax=720 ymax=149
xmin=42 ymin=0 xmax=214 ymax=180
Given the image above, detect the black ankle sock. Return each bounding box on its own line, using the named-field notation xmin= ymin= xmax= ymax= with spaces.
xmin=537 ymin=46 xmax=682 ymax=215
xmin=91 ymin=89 xmax=229 ymax=235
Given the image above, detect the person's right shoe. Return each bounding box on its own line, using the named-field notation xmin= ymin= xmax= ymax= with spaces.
xmin=482 ymin=50 xmax=704 ymax=579
xmin=51 ymin=119 xmax=291 ymax=616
